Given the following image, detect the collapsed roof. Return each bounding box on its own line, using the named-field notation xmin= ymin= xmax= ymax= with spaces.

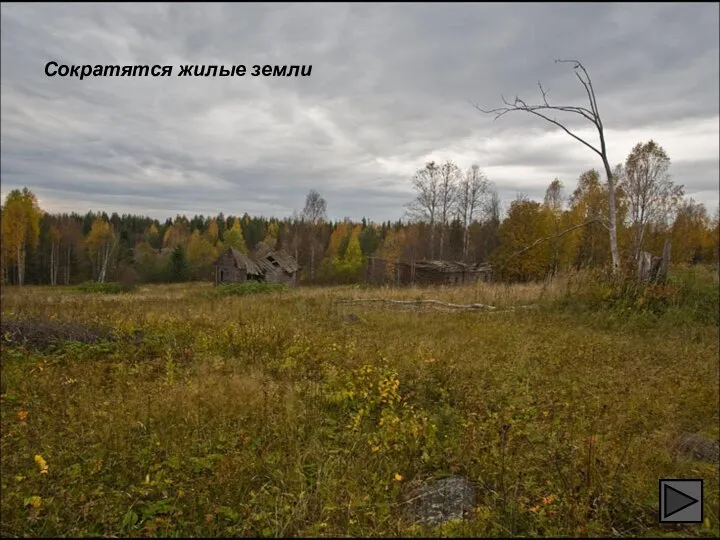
xmin=222 ymin=247 xmax=300 ymax=275
xmin=255 ymin=248 xmax=301 ymax=274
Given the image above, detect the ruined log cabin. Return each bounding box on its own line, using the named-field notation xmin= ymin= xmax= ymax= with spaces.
xmin=214 ymin=247 xmax=263 ymax=285
xmin=365 ymin=257 xmax=493 ymax=286
xmin=214 ymin=247 xmax=300 ymax=287
xmin=255 ymin=248 xmax=301 ymax=287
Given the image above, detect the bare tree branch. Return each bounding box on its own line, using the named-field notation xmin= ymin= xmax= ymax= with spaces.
xmin=338 ymin=298 xmax=538 ymax=313
xmin=474 ymin=100 xmax=602 ymax=158
xmin=498 ymin=219 xmax=601 ymax=270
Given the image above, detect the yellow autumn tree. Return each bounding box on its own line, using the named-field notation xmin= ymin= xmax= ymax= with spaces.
xmin=377 ymin=228 xmax=407 ymax=261
xmin=205 ymin=219 xmax=219 ymax=245
xmin=322 ymin=222 xmax=351 ymax=279
xmin=671 ymin=199 xmax=714 ymax=264
xmin=491 ymin=198 xmax=554 ymax=282
xmin=567 ymin=169 xmax=629 ymax=269
xmin=163 ymin=218 xmax=190 ymax=250
xmin=187 ymin=229 xmax=217 ymax=280
xmin=336 ymin=225 xmax=364 ymax=282
xmin=541 ymin=179 xmax=583 ymax=275
xmin=262 ymin=221 xmax=279 ymax=250
xmin=145 ymin=223 xmax=161 ymax=249
xmin=1 ymin=188 xmax=42 ymax=285
xmin=223 ymin=217 xmax=247 ymax=253
xmin=85 ymin=218 xmax=116 ymax=283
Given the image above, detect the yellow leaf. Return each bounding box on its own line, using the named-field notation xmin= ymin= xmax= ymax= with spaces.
xmin=24 ymin=496 xmax=42 ymax=509
xmin=34 ymin=454 xmax=48 ymax=474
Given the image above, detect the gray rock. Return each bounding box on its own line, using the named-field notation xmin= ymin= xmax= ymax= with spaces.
xmin=401 ymin=475 xmax=477 ymax=527
xmin=672 ymin=432 xmax=719 ymax=463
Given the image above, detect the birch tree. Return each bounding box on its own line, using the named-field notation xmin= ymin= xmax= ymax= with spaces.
xmin=86 ymin=218 xmax=117 ymax=283
xmin=405 ymin=161 xmax=440 ymax=259
xmin=49 ymin=223 xmax=61 ymax=285
xmin=437 ymin=160 xmax=460 ymax=260
xmin=457 ymin=164 xmax=490 ymax=260
xmin=300 ymin=190 xmax=327 ymax=281
xmin=621 ymin=140 xmax=683 ymax=261
xmin=0 ymin=188 xmax=42 ymax=286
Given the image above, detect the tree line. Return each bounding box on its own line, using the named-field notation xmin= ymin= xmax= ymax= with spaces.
xmin=1 ymin=136 xmax=717 ymax=287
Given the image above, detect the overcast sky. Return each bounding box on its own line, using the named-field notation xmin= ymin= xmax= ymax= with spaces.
xmin=1 ymin=3 xmax=718 ymax=223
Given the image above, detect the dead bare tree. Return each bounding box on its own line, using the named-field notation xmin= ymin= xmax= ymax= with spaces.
xmin=474 ymin=59 xmax=621 ymax=275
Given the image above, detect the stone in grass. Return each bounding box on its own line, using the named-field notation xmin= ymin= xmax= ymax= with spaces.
xmin=671 ymin=432 xmax=719 ymax=463
xmin=401 ymin=475 xmax=478 ymax=527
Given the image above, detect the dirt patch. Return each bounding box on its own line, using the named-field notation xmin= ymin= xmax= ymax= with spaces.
xmin=0 ymin=319 xmax=119 ymax=349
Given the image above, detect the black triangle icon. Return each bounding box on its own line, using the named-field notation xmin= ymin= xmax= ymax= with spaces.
xmin=664 ymin=484 xmax=699 ymax=518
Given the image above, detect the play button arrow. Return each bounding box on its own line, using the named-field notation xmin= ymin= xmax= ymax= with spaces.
xmin=664 ymin=483 xmax=699 ymax=519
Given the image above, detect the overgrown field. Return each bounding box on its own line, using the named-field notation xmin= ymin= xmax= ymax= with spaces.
xmin=1 ymin=268 xmax=718 ymax=537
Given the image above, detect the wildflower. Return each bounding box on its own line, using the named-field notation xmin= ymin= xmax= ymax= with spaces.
xmin=529 ymin=505 xmax=540 ymax=513
xmin=34 ymin=454 xmax=48 ymax=474
xmin=586 ymin=435 xmax=597 ymax=446
xmin=24 ymin=496 xmax=42 ymax=509
xmin=394 ymin=473 xmax=403 ymax=482
xmin=542 ymin=494 xmax=556 ymax=505
xmin=18 ymin=410 xmax=28 ymax=422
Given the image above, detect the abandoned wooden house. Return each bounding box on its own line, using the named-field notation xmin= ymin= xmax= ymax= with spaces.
xmin=254 ymin=248 xmax=301 ymax=287
xmin=214 ymin=247 xmax=300 ymax=287
xmin=214 ymin=247 xmax=263 ymax=285
xmin=365 ymin=257 xmax=493 ymax=286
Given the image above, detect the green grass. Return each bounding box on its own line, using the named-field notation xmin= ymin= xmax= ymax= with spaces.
xmin=1 ymin=267 xmax=718 ymax=537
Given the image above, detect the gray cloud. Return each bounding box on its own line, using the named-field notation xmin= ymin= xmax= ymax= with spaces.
xmin=1 ymin=2 xmax=718 ymax=223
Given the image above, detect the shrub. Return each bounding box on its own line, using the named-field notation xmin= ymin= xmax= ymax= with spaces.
xmin=552 ymin=264 xmax=719 ymax=325
xmin=215 ymin=282 xmax=288 ymax=297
